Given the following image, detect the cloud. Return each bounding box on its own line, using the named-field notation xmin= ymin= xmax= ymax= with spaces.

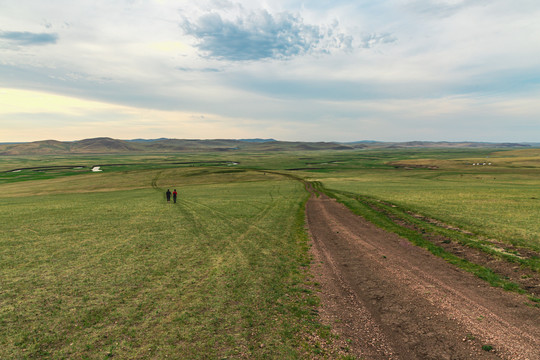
xmin=1 ymin=1 xmax=538 ymax=142
xmin=360 ymin=33 xmax=396 ymax=49
xmin=0 ymin=31 xmax=58 ymax=46
xmin=180 ymin=8 xmax=353 ymax=61
xmin=176 ymin=67 xmax=221 ymax=73
xmin=406 ymin=0 xmax=489 ymax=17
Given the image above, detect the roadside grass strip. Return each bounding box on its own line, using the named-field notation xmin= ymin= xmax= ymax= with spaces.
xmin=317 ymin=172 xmax=540 ymax=252
xmin=312 ymin=182 xmax=540 ymax=305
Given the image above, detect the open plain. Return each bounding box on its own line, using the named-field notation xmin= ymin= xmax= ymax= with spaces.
xmin=1 ymin=143 xmax=539 ymax=359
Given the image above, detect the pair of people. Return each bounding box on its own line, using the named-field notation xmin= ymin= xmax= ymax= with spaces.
xmin=166 ymin=189 xmax=178 ymax=203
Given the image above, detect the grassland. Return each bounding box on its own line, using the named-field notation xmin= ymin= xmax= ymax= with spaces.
xmin=314 ymin=168 xmax=540 ymax=250
xmin=1 ymin=147 xmax=539 ymax=358
xmin=297 ymin=148 xmax=539 ymax=302
xmin=305 ymin=149 xmax=540 ymax=251
xmin=0 ymin=168 xmax=334 ymax=359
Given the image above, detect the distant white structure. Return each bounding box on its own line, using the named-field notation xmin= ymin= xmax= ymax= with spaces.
xmin=91 ymin=166 xmax=102 ymax=172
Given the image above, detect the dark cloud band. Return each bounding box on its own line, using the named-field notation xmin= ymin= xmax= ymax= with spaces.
xmin=0 ymin=31 xmax=58 ymax=46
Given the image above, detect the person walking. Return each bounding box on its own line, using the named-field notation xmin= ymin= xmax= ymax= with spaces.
xmin=166 ymin=189 xmax=171 ymax=203
xmin=173 ymin=189 xmax=178 ymax=204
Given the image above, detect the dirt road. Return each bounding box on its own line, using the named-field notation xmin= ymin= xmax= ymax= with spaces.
xmin=306 ymin=193 xmax=539 ymax=360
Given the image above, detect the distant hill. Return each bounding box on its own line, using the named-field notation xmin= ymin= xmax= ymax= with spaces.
xmin=382 ymin=141 xmax=530 ymax=149
xmin=125 ymin=138 xmax=276 ymax=143
xmin=0 ymin=137 xmax=532 ymax=155
xmin=126 ymin=138 xmax=169 ymax=142
xmin=0 ymin=137 xmax=348 ymax=155
xmin=238 ymin=139 xmax=276 ymax=143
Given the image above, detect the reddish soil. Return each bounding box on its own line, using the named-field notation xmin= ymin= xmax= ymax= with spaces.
xmin=306 ymin=193 xmax=540 ymax=360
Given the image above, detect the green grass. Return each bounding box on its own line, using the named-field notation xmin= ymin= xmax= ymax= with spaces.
xmin=2 ymin=147 xmax=539 ymax=358
xmin=311 ymin=167 xmax=540 ymax=251
xmin=0 ymin=169 xmax=334 ymax=359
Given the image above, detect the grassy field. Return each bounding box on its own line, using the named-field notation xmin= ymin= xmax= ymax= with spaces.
xmin=0 ymin=168 xmax=335 ymax=359
xmin=303 ymin=148 xmax=540 ymax=251
xmin=313 ymin=168 xmax=540 ymax=250
xmin=301 ymin=148 xmax=540 ymax=300
xmin=1 ymin=147 xmax=539 ymax=358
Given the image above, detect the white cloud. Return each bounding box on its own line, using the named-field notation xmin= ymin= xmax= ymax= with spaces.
xmin=0 ymin=0 xmax=539 ymax=142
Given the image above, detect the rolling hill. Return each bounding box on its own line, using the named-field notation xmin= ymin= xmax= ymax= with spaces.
xmin=0 ymin=137 xmax=531 ymax=155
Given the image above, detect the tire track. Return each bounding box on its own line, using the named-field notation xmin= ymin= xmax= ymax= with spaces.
xmin=309 ymin=199 xmax=398 ymax=359
xmin=178 ymin=182 xmax=289 ymax=243
xmin=307 ymin=193 xmax=540 ymax=360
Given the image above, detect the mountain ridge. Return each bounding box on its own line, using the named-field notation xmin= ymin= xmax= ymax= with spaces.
xmin=0 ymin=137 xmax=532 ymax=155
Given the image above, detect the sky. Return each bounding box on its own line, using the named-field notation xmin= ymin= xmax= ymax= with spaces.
xmin=1 ymin=0 xmax=539 ymax=143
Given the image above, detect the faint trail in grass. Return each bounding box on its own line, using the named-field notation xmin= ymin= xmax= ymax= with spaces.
xmin=179 ymin=195 xmax=281 ymax=242
xmin=174 ymin=200 xmax=212 ymax=239
xmin=151 ymin=171 xmax=163 ymax=191
xmin=150 ymin=169 xmax=289 ymax=242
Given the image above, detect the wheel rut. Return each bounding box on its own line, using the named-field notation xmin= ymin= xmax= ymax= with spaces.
xmin=306 ymin=193 xmax=539 ymax=360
